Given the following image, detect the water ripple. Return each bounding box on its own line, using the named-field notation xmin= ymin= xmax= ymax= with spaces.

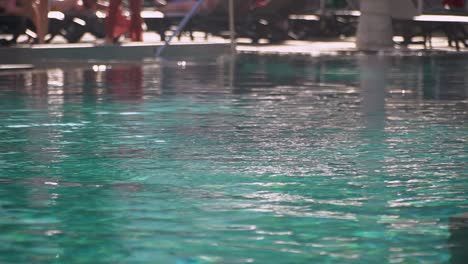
xmin=0 ymin=54 xmax=466 ymax=263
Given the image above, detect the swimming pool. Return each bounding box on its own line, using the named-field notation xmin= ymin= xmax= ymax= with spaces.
xmin=0 ymin=53 xmax=467 ymax=263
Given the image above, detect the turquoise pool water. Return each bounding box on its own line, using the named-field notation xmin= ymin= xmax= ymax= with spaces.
xmin=0 ymin=54 xmax=467 ymax=263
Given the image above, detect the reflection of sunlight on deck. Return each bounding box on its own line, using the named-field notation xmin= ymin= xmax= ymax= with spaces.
xmin=237 ymin=40 xmax=356 ymax=56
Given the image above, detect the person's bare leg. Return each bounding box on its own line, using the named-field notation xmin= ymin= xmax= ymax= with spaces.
xmin=35 ymin=0 xmax=49 ymax=44
xmin=21 ymin=0 xmax=38 ymax=42
xmin=106 ymin=0 xmax=123 ymax=43
xmin=20 ymin=0 xmax=47 ymax=43
xmin=2 ymin=0 xmax=48 ymax=43
xmin=129 ymin=0 xmax=142 ymax=41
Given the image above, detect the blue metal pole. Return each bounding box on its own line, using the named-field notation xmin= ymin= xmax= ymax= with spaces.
xmin=155 ymin=0 xmax=206 ymax=57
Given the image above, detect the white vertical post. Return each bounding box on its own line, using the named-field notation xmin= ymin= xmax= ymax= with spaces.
xmin=417 ymin=0 xmax=423 ymax=15
xmin=229 ymin=0 xmax=236 ymax=54
xmin=320 ymin=0 xmax=326 ymax=13
xmin=356 ymin=0 xmax=393 ymax=51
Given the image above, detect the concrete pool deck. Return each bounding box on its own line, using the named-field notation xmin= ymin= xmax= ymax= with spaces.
xmin=0 ymin=39 xmax=232 ymax=64
xmin=0 ymin=33 xmax=467 ymax=65
xmin=237 ymin=36 xmax=468 ymax=56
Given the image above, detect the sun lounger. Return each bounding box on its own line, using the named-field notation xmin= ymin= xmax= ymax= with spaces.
xmin=392 ymin=0 xmax=468 ymax=50
xmin=0 ymin=15 xmax=27 ymax=46
xmin=46 ymin=10 xmax=105 ymax=43
xmin=288 ymin=0 xmax=360 ymax=39
xmin=144 ymin=0 xmax=298 ymax=44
